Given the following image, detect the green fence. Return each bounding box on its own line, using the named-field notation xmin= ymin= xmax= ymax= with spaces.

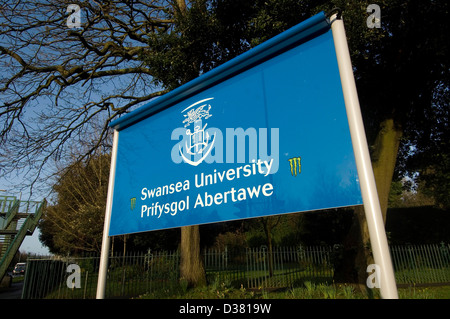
xmin=22 ymin=246 xmax=334 ymax=299
xmin=21 ymin=244 xmax=450 ymax=299
xmin=204 ymin=246 xmax=334 ymax=290
xmin=390 ymin=243 xmax=450 ymax=285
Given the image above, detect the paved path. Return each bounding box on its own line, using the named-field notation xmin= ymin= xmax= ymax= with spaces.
xmin=0 ymin=282 xmax=24 ymax=299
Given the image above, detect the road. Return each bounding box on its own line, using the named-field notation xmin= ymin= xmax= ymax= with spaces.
xmin=0 ymin=282 xmax=24 ymax=299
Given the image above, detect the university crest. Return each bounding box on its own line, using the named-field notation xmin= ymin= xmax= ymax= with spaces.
xmin=179 ymin=98 xmax=216 ymax=166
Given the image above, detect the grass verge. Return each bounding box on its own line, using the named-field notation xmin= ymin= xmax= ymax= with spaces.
xmin=136 ymin=280 xmax=450 ymax=299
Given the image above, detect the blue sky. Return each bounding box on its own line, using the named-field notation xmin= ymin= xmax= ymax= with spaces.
xmin=20 ymin=231 xmax=50 ymax=255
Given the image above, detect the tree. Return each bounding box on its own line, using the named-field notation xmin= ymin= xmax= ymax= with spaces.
xmin=145 ymin=0 xmax=215 ymax=287
xmin=1 ymin=0 xmax=252 ymax=287
xmin=0 ymin=0 xmax=205 ymax=286
xmin=142 ymin=0 xmax=325 ymax=287
xmin=259 ymin=216 xmax=282 ymax=277
xmin=329 ymin=0 xmax=449 ymax=289
xmin=225 ymin=0 xmax=448 ymax=289
xmin=0 ymin=0 xmax=173 ymax=188
xmin=39 ymin=153 xmax=110 ymax=254
xmin=402 ymin=84 xmax=450 ymax=209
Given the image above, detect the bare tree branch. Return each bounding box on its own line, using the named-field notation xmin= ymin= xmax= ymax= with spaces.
xmin=0 ymin=0 xmax=176 ymax=191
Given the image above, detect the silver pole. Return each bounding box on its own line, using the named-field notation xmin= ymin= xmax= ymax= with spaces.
xmin=96 ymin=129 xmax=119 ymax=299
xmin=330 ymin=13 xmax=398 ymax=299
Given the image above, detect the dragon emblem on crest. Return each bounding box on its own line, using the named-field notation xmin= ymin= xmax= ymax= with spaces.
xmin=179 ymin=98 xmax=216 ymax=166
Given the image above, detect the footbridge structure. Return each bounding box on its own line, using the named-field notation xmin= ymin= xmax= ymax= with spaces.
xmin=0 ymin=195 xmax=46 ymax=281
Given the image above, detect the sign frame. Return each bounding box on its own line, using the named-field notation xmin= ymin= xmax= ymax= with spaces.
xmin=96 ymin=11 xmax=398 ymax=299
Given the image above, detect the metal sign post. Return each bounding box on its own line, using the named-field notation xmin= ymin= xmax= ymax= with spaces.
xmin=330 ymin=12 xmax=398 ymax=299
xmin=96 ymin=129 xmax=119 ymax=299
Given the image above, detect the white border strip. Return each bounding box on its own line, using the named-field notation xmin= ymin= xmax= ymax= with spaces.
xmin=181 ymin=97 xmax=214 ymax=113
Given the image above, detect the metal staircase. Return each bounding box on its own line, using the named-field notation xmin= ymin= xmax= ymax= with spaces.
xmin=0 ymin=195 xmax=46 ymax=281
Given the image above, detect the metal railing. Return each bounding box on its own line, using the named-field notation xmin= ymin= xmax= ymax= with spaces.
xmin=21 ymin=243 xmax=450 ymax=299
xmin=390 ymin=243 xmax=450 ymax=285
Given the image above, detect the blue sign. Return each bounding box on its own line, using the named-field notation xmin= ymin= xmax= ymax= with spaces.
xmin=108 ymin=12 xmax=362 ymax=236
